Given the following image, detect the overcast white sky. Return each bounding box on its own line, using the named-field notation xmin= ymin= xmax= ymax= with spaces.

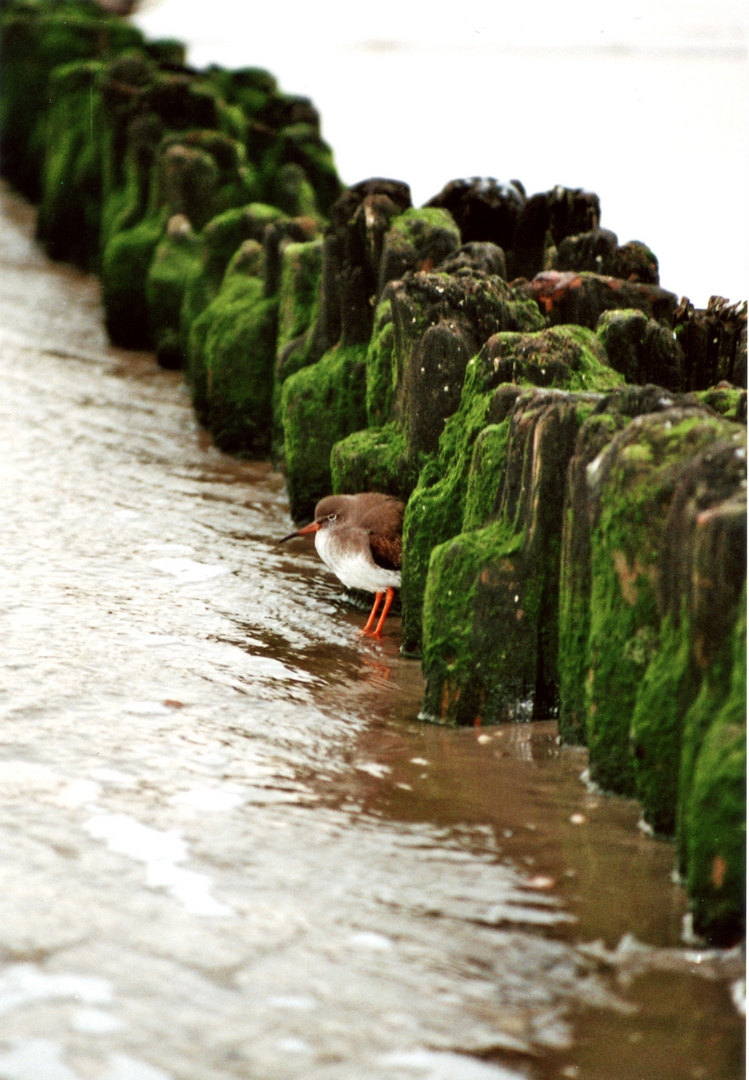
xmin=134 ymin=1 xmax=748 ymax=306
xmin=136 ymin=0 xmax=746 ymax=51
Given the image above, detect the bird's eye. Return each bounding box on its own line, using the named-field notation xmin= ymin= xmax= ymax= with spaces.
xmin=327 ymin=513 xmax=337 ymax=521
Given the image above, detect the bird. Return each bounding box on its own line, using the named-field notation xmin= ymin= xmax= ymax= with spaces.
xmin=279 ymin=493 xmax=404 ymax=637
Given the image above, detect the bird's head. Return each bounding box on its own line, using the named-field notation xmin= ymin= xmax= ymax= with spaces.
xmin=278 ymin=496 xmax=345 ymax=544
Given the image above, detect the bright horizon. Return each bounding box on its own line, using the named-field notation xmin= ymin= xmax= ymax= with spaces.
xmin=134 ymin=0 xmax=746 ymax=51
xmin=133 ymin=1 xmax=748 ymax=307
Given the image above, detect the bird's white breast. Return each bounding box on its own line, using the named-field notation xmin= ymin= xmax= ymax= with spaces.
xmin=315 ymin=528 xmax=401 ymax=593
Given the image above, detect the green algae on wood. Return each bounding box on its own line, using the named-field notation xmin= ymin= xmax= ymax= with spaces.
xmin=377 ymin=207 xmax=461 ymax=295
xmin=557 ymin=386 xmax=709 ymax=746
xmin=462 ymin=421 xmax=517 ymax=533
xmin=401 ymin=389 xmax=507 ymax=656
xmin=676 ymin=488 xmax=747 ymax=858
xmin=389 ymin=272 xmax=545 ymax=465
xmin=421 ymin=521 xmax=530 ymax=724
xmin=420 ymin=391 xmax=594 ymax=724
xmin=146 ymin=215 xmax=204 ymax=369
xmin=272 ymin=238 xmax=324 ymax=461
xmin=281 ymin=342 xmax=368 ymax=522
xmin=596 ymin=307 xmax=684 ymax=389
xmin=401 ymin=324 xmax=621 ymax=654
xmin=629 ymin=437 xmax=747 ymax=835
xmin=102 ymin=207 xmax=169 ymax=348
xmin=100 ymin=93 xmax=163 ymax=256
xmin=683 ymin=593 xmax=746 ymax=944
xmin=182 ymin=203 xmax=286 ymax=407
xmin=556 ymin=412 xmax=624 ymax=744
xmin=275 ymin=239 xmax=324 ymax=373
xmin=208 ymin=65 xmax=278 ymax=121
xmin=695 ymin=382 xmax=747 ymax=422
xmin=199 ymin=248 xmax=279 ymax=455
xmin=0 ymin=2 xmax=143 ymax=199
xmin=388 ymin=274 xmax=548 ymax=654
xmin=629 ymin=609 xmax=699 ymax=831
xmin=183 ymin=203 xmax=284 ymax=319
xmin=331 ymin=423 xmax=420 ymax=503
xmin=36 ymin=60 xmax=107 ymax=270
xmin=365 ymin=298 xmax=396 ymax=427
xmin=584 ymin=410 xmax=742 ymax=796
xmin=270 ymin=162 xmax=327 ymax=224
xmin=258 ymin=121 xmax=342 ymax=218
xmin=104 ymin=131 xmax=265 ymax=349
xmin=157 ymin=130 xmax=258 ymax=225
xmin=102 ymin=146 xmax=196 ymax=349
xmin=472 ymin=324 xmax=621 ymax=395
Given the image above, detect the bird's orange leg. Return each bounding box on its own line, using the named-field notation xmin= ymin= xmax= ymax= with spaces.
xmin=360 ymin=592 xmax=383 ymax=634
xmin=372 ymin=586 xmax=396 ymax=637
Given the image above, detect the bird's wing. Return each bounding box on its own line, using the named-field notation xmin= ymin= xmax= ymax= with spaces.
xmin=358 ymin=498 xmax=405 ymax=535
xmin=369 ymin=530 xmax=402 ymax=571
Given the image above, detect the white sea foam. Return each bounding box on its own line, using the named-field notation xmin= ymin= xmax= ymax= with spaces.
xmin=84 ymin=812 xmax=234 ymax=917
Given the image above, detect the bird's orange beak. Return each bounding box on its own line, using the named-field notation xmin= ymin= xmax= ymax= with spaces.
xmin=279 ymin=520 xmax=320 ymax=544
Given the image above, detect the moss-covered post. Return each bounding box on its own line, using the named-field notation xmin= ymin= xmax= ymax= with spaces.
xmin=682 ymin=591 xmax=746 ymax=944
xmin=198 ymin=241 xmax=278 ymax=453
xmin=186 ymin=214 xmax=320 ymax=454
xmin=36 ymin=60 xmax=106 ymax=270
xmin=183 ymin=203 xmax=286 ymax=416
xmin=584 ymin=409 xmax=742 ymax=796
xmin=630 ymin=437 xmax=746 ymax=834
xmin=0 ymin=2 xmax=143 ymax=200
xmin=421 ymin=390 xmax=598 ymax=724
xmin=280 ymin=180 xmax=415 ymax=521
xmin=401 ymin=323 xmax=615 ymax=654
xmin=146 ymin=214 xmax=204 ymax=369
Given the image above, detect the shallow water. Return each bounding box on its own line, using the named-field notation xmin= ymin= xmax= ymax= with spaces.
xmin=0 ymin=184 xmax=743 ymax=1080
